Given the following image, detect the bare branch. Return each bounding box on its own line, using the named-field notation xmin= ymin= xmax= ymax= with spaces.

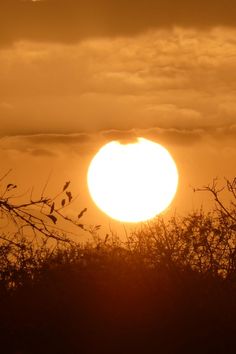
xmin=0 ymin=177 xmax=89 ymax=246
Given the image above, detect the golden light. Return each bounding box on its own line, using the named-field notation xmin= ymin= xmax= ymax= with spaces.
xmin=87 ymin=137 xmax=178 ymax=223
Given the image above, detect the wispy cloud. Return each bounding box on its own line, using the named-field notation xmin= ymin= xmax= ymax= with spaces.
xmin=0 ymin=133 xmax=91 ymax=157
xmin=101 ymin=124 xmax=236 ymax=147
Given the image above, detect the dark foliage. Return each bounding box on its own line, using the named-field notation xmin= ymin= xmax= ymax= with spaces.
xmin=0 ymin=177 xmax=235 ymax=354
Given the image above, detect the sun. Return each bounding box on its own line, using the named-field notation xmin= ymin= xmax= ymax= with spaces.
xmin=87 ymin=137 xmax=178 ymax=223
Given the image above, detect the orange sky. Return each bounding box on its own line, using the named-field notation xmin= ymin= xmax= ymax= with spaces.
xmin=0 ymin=0 xmax=235 ymax=233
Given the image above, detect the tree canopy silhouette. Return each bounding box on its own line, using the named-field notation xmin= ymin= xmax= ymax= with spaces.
xmin=0 ymin=175 xmax=236 ymax=353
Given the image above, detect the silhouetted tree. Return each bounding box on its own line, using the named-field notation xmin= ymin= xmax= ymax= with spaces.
xmin=126 ymin=177 xmax=236 ymax=278
xmin=0 ymin=176 xmax=236 ymax=354
xmin=0 ymin=170 xmax=93 ymax=244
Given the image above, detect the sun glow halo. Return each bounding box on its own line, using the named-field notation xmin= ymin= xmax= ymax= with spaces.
xmin=87 ymin=138 xmax=178 ymax=222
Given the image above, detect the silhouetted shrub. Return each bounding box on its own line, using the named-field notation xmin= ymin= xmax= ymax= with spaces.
xmin=0 ymin=177 xmax=235 ymax=353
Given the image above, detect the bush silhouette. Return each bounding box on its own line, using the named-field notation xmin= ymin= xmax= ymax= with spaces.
xmin=0 ymin=176 xmax=235 ymax=354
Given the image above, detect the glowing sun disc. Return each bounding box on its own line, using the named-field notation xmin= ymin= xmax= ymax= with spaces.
xmin=87 ymin=138 xmax=178 ymax=223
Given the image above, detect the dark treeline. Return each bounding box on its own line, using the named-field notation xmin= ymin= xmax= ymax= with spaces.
xmin=0 ymin=177 xmax=236 ymax=354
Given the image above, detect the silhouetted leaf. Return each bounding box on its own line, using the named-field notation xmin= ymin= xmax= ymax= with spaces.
xmin=61 ymin=199 xmax=66 ymax=207
xmin=78 ymin=208 xmax=87 ymax=219
xmin=63 ymin=181 xmax=70 ymax=191
xmin=47 ymin=214 xmax=57 ymax=224
xmin=230 ymin=224 xmax=236 ymax=231
xmin=6 ymin=184 xmax=17 ymax=191
xmin=66 ymin=191 xmax=72 ymax=203
xmin=50 ymin=202 xmax=55 ymax=214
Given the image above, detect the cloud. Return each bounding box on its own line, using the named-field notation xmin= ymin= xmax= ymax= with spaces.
xmin=0 ymin=133 xmax=91 ymax=157
xmin=0 ymin=129 xmax=206 ymax=161
xmin=1 ymin=0 xmax=236 ymax=46
xmin=24 ymin=133 xmax=90 ymax=145
xmin=101 ymin=124 xmax=236 ymax=147
xmin=212 ymin=124 xmax=236 ymax=140
xmin=145 ymin=127 xmax=204 ymax=146
xmin=101 ymin=129 xmax=139 ymax=144
xmin=0 ymin=29 xmax=236 ymax=137
xmin=101 ymin=127 xmax=204 ymax=147
xmin=28 ymin=148 xmax=56 ymax=157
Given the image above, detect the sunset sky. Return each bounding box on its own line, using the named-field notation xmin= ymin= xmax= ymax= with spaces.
xmin=1 ymin=0 xmax=235 ymax=231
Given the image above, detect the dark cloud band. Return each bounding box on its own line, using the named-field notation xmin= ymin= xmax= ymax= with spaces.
xmin=1 ymin=0 xmax=236 ymax=46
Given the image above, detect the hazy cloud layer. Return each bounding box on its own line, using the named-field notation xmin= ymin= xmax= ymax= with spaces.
xmin=1 ymin=28 xmax=236 ymax=139
xmin=0 ymin=133 xmax=91 ymax=157
xmin=101 ymin=128 xmax=203 ymax=146
xmin=1 ymin=123 xmax=235 ymax=158
xmin=24 ymin=133 xmax=90 ymax=145
xmin=102 ymin=124 xmax=236 ymax=147
xmin=1 ymin=0 xmax=236 ymax=46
